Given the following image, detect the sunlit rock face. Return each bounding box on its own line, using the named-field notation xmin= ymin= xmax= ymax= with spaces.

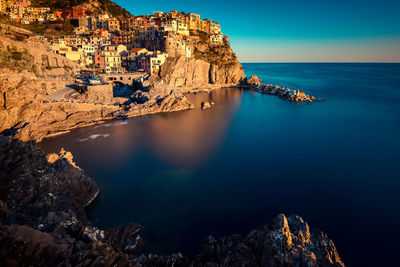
xmin=151 ymin=56 xmax=245 ymax=89
xmin=138 ymin=214 xmax=345 ymax=267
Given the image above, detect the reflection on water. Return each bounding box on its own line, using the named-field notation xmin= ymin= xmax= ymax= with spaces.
xmin=147 ymin=89 xmax=242 ymax=167
xmin=39 ymin=64 xmax=400 ymax=267
xmin=41 ymin=88 xmax=242 ymax=167
xmin=39 ymin=87 xmax=243 ymax=255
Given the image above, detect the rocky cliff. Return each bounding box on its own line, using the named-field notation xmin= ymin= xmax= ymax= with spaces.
xmin=0 ymin=135 xmax=345 ymax=266
xmin=0 ymin=34 xmax=192 ymax=142
xmin=0 ymin=135 xmax=142 ymax=266
xmin=152 ymin=34 xmax=245 ymax=89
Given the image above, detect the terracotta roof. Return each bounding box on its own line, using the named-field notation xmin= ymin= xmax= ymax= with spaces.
xmin=129 ymin=48 xmax=147 ymax=52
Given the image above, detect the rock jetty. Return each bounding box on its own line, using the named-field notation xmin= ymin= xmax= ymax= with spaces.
xmin=0 ymin=135 xmax=345 ymax=267
xmin=242 ymin=75 xmax=321 ymax=103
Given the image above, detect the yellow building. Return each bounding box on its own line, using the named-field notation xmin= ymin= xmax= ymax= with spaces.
xmin=188 ymin=20 xmax=201 ymax=31
xmin=0 ymin=1 xmax=6 ymax=14
xmin=1 ymin=0 xmax=16 ymax=14
xmin=176 ymin=19 xmax=189 ymax=36
xmin=107 ymin=18 xmax=120 ymax=32
xmin=188 ymin=13 xmax=200 ymax=21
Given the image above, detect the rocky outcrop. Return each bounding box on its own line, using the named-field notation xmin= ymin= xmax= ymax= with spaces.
xmin=209 ymin=63 xmax=246 ymax=85
xmin=137 ymin=214 xmax=344 ymax=267
xmin=46 ymin=148 xmax=82 ymax=170
xmin=242 ymin=76 xmax=321 ymax=103
xmin=0 ymin=69 xmax=119 ymax=141
xmin=0 ymin=67 xmax=192 ymax=141
xmin=201 ymin=100 xmax=214 ymax=110
xmin=247 ymin=75 xmax=262 ymax=85
xmin=151 ymin=33 xmax=245 ymax=90
xmin=0 ymin=33 xmax=194 ymax=142
xmin=152 ymin=56 xmax=245 ymax=89
xmin=195 ymin=214 xmax=343 ymax=267
xmin=123 ymin=82 xmax=193 ymax=116
xmin=0 ymin=135 xmax=142 ymax=266
xmin=151 ymin=57 xmax=211 ymax=88
xmin=0 ymin=136 xmax=344 ymax=266
xmin=0 ymin=34 xmax=79 ymax=78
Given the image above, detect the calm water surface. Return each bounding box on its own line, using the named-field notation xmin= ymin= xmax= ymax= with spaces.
xmin=40 ymin=63 xmax=400 ymax=266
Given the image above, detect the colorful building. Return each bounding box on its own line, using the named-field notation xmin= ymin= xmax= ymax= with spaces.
xmin=62 ymin=5 xmax=88 ymax=19
xmin=139 ymin=51 xmax=168 ymax=74
xmin=107 ymin=18 xmax=120 ymax=32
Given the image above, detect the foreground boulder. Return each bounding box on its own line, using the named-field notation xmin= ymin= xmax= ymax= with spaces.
xmin=0 ymin=136 xmax=344 ymax=266
xmin=138 ymin=214 xmax=344 ymax=267
xmin=0 ymin=135 xmax=142 ymax=266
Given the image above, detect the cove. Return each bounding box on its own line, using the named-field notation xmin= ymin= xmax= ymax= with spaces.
xmin=40 ymin=63 xmax=400 ymax=266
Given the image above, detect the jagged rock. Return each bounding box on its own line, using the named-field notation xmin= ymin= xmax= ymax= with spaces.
xmin=0 ymin=135 xmax=140 ymax=266
xmin=243 ymin=82 xmax=320 ymax=103
xmin=46 ymin=148 xmax=82 ymax=170
xmin=124 ymin=82 xmax=192 ymax=116
xmin=153 ymin=57 xmax=211 ymax=88
xmin=137 ymin=214 xmax=344 ymax=267
xmin=0 ymin=136 xmax=345 ymax=267
xmin=0 ymin=34 xmax=194 ymax=142
xmin=152 ymin=56 xmax=245 ymax=89
xmin=209 ymin=63 xmax=245 ymax=85
xmin=201 ymin=101 xmax=214 ymax=110
xmin=247 ymin=75 xmax=262 ymax=85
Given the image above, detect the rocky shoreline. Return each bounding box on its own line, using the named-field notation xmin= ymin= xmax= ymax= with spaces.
xmin=0 ymin=25 xmax=343 ymax=267
xmin=241 ymin=75 xmax=321 ymax=103
xmin=0 ymin=135 xmax=345 ymax=266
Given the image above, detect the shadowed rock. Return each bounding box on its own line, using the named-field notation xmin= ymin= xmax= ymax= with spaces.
xmin=0 ymin=135 xmax=141 ymax=266
xmin=0 ymin=136 xmax=344 ymax=266
xmin=136 ymin=214 xmax=344 ymax=267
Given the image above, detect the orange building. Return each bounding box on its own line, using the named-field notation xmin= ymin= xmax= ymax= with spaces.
xmin=62 ymin=5 xmax=88 ymax=19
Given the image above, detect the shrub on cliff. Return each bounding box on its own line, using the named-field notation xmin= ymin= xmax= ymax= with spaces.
xmin=31 ymin=0 xmax=131 ymax=17
xmin=0 ymin=45 xmax=37 ymax=73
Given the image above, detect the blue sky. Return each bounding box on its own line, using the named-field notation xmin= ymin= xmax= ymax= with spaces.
xmin=114 ymin=0 xmax=400 ymax=62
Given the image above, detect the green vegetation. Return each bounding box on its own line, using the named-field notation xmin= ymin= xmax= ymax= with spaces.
xmin=32 ymin=64 xmax=39 ymax=76
xmin=31 ymin=0 xmax=90 ymax=9
xmin=0 ymin=45 xmax=35 ymax=72
xmin=20 ymin=21 xmax=74 ymax=36
xmin=190 ymin=32 xmax=238 ymax=68
xmin=31 ymin=0 xmax=131 ymax=17
xmin=193 ymin=45 xmax=238 ymax=68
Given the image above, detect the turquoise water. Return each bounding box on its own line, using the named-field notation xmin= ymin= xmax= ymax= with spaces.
xmin=40 ymin=63 xmax=400 ymax=266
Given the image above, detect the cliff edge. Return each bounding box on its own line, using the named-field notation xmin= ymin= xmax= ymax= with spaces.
xmin=0 ymin=31 xmax=192 ymax=142
xmin=151 ymin=34 xmax=245 ymax=89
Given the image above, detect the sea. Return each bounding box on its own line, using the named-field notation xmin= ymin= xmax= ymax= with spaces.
xmin=40 ymin=63 xmax=400 ymax=266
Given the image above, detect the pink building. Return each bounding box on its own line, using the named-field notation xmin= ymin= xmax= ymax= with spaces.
xmin=94 ymin=51 xmax=105 ymax=71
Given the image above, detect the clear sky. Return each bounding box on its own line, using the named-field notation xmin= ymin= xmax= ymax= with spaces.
xmin=113 ymin=0 xmax=400 ymax=62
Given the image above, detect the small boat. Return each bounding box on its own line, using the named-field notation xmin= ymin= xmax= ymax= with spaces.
xmin=89 ymin=78 xmax=103 ymax=85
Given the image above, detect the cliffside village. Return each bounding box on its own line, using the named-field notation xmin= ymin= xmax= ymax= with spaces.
xmin=0 ymin=0 xmax=224 ymax=74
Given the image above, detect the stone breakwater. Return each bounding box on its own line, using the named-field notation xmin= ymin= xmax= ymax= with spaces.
xmin=241 ymin=75 xmax=321 ymax=103
xmin=0 ymin=135 xmax=345 ymax=266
